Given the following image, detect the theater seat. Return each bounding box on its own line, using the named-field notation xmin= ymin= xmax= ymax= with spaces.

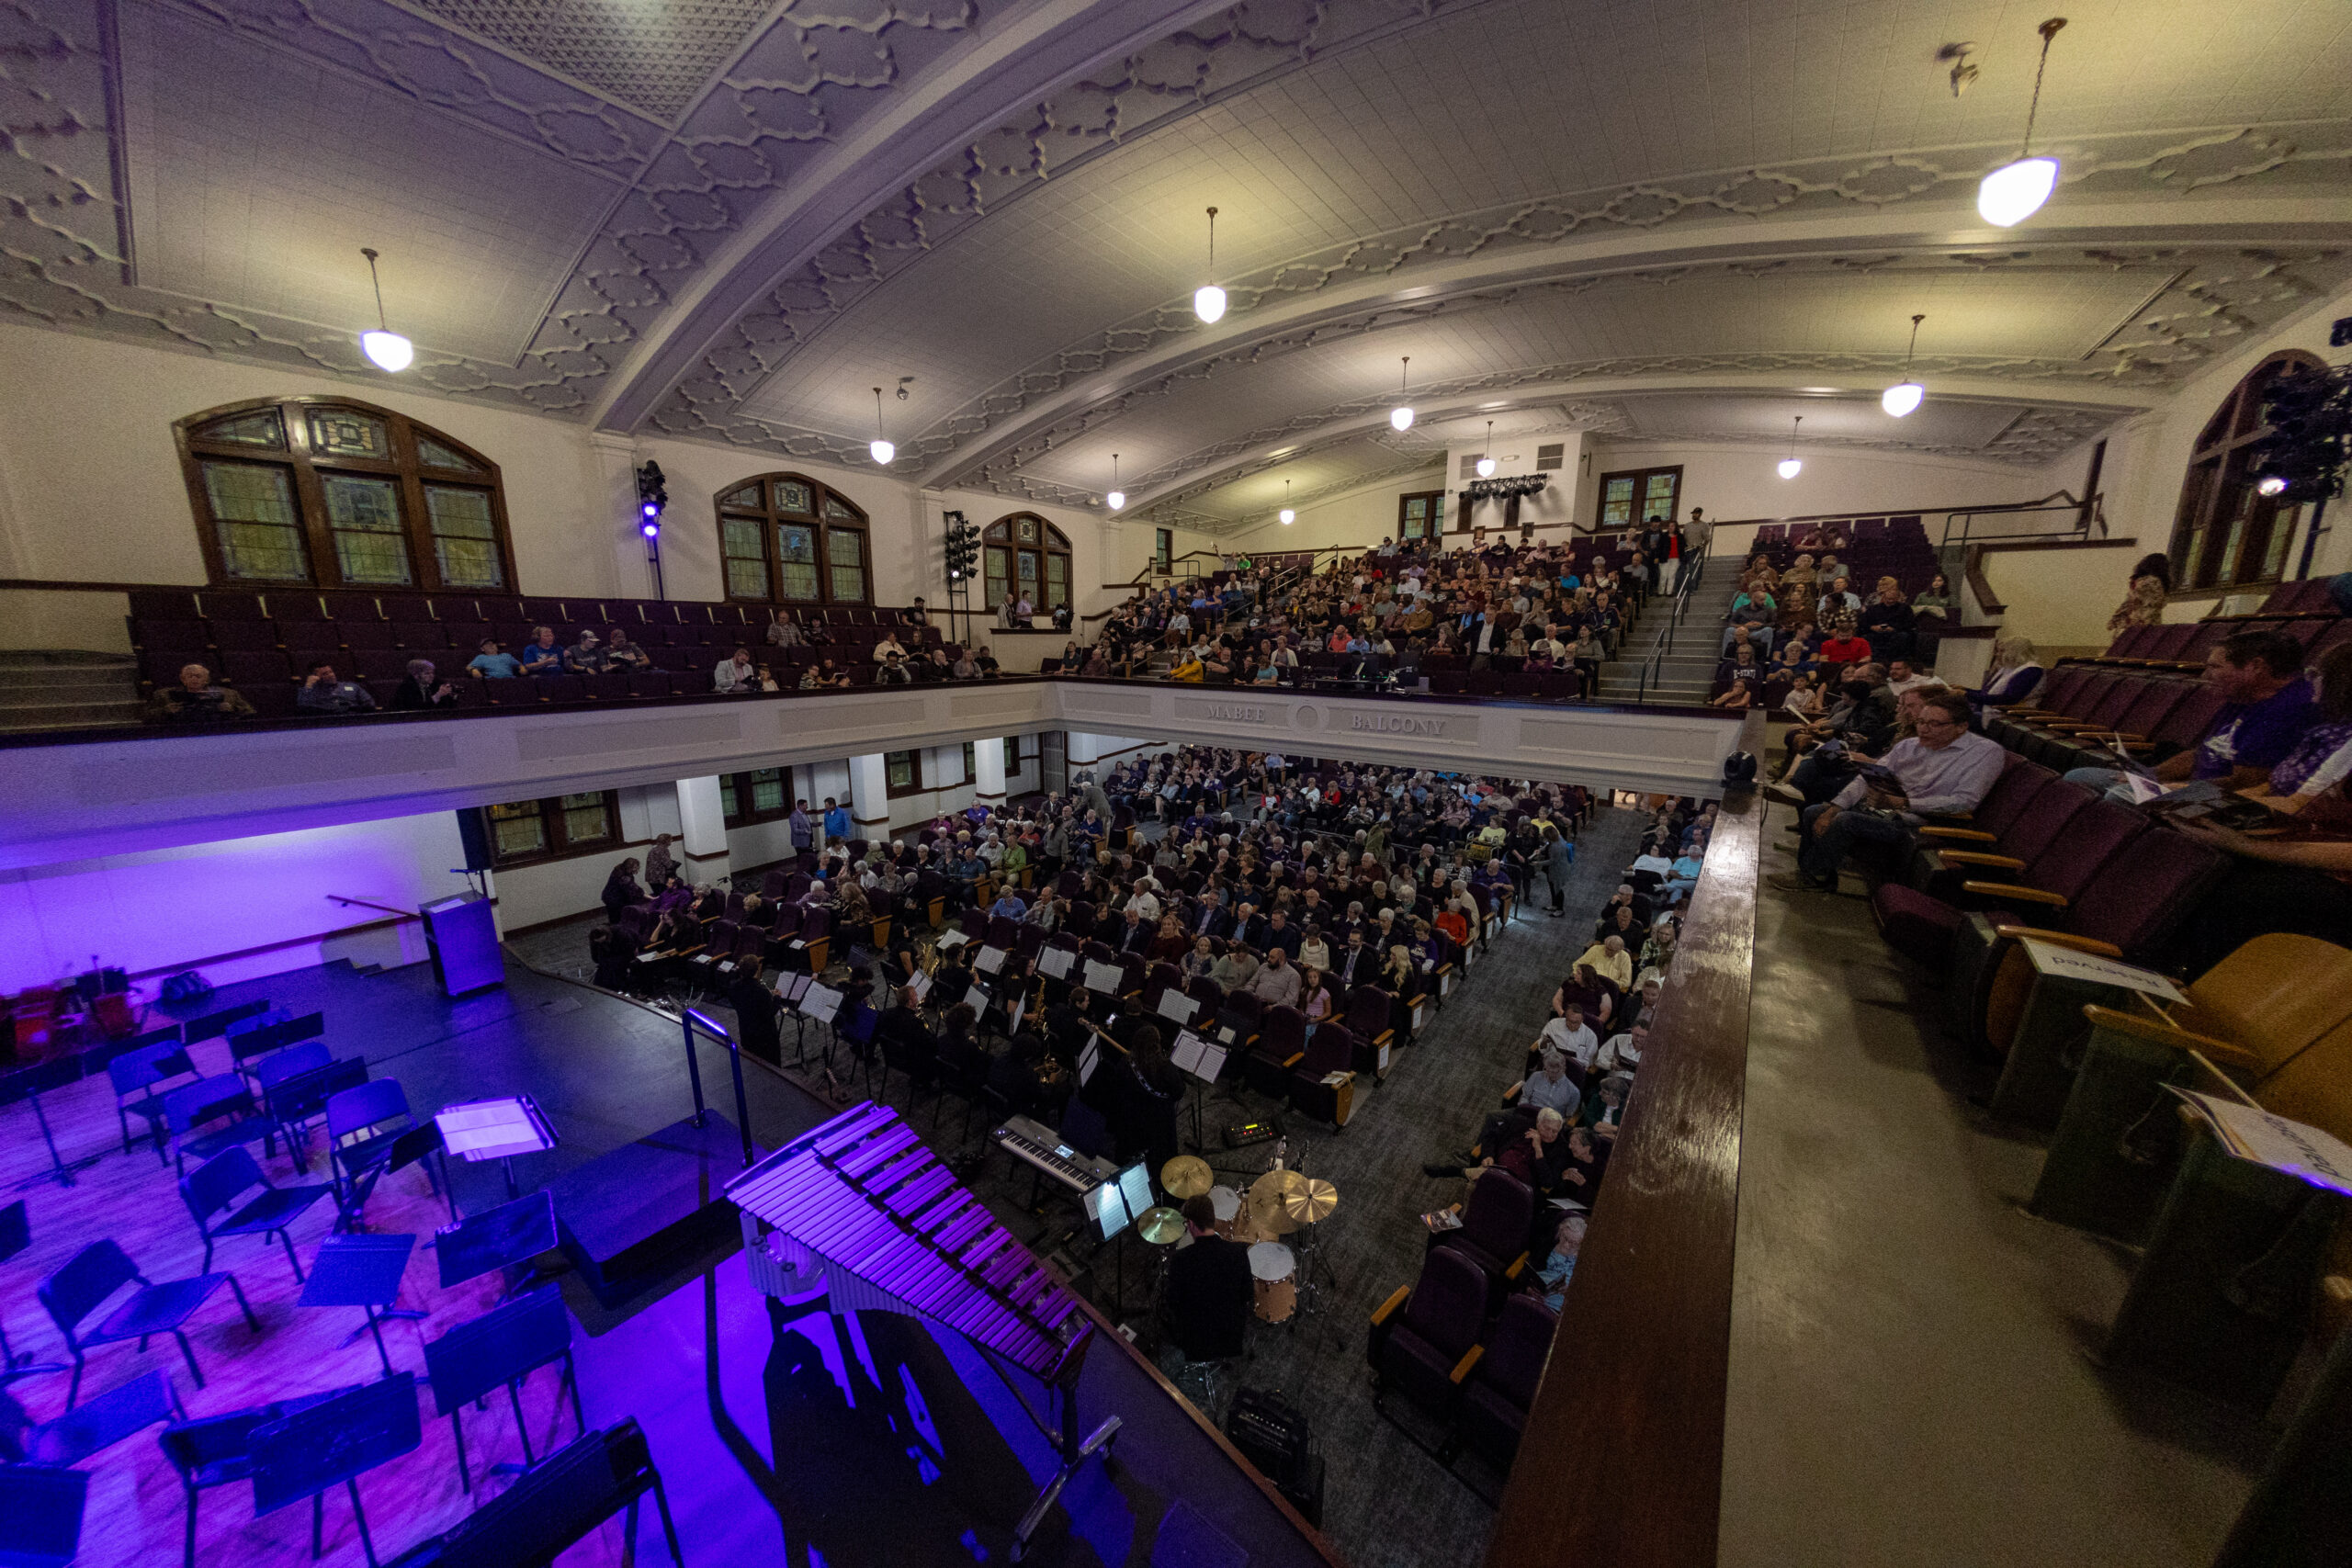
xmin=1456 ymin=1292 xmax=1558 ymax=1471
xmin=1367 ymin=1247 xmax=1487 ymax=1431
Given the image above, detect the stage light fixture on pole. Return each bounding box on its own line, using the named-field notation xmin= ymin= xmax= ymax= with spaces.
xmin=636 ymin=460 xmax=668 ymax=598
xmin=1279 ymin=479 xmax=1294 ymax=525
xmin=1476 ymin=420 xmax=1497 ymax=478
xmin=1389 ymin=356 xmax=1414 ymax=432
xmin=1778 ymin=416 xmax=1804 ymax=479
xmin=357 ymin=248 xmax=412 ymax=371
xmin=1979 ymin=18 xmax=2066 ymax=227
xmin=1193 ymin=208 xmax=1227 ymax=324
xmin=1106 ymin=454 xmax=1125 ymax=511
xmin=869 ymin=387 xmax=895 ymax=465
xmin=1883 ymin=314 xmax=1927 ymax=416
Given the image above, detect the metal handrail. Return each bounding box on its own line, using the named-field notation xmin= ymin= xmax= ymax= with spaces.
xmin=1634 ymin=536 xmax=1709 ymax=705
xmin=1936 ymin=494 xmax=2102 ymax=550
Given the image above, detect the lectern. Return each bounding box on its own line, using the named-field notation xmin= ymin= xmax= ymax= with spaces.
xmin=421 ymin=892 xmax=503 ymax=998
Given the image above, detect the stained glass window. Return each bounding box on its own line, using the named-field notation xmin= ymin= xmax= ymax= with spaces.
xmin=487 ymin=801 xmax=548 ymax=859
xmin=721 ymin=482 xmax=762 ymax=508
xmin=822 ymin=494 xmax=856 ymax=524
xmin=424 ymin=486 xmax=503 ymax=588
xmin=1017 ymin=517 xmax=1037 ymax=543
xmin=484 ymin=793 xmax=619 ymax=865
xmin=775 ymin=480 xmax=813 ymax=514
xmin=560 ymin=793 xmax=614 ymax=844
xmin=886 ymin=750 xmax=918 ymax=791
xmin=827 ymin=526 xmax=866 ymax=602
xmin=978 ymin=513 xmax=1070 ymax=612
xmin=203 ymin=461 xmax=308 ymax=581
xmin=179 ymin=399 xmax=514 ymax=592
xmin=984 ymin=545 xmax=1010 ymax=609
xmin=723 ymin=515 xmax=769 ymax=599
xmin=1600 ymin=467 xmax=1680 ymax=529
xmin=778 ymin=525 xmax=820 ymax=601
xmin=322 ymin=474 xmax=412 ymax=584
xmin=197 ymin=410 xmax=285 ymax=448
xmin=1046 ymin=553 xmax=1069 ymax=609
xmin=415 ymin=434 xmax=484 ymax=472
xmin=307 ymin=409 xmax=389 ymax=459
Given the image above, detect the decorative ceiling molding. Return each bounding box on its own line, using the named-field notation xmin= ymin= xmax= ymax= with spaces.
xmin=1141 ymin=455 xmax=1448 ymax=536
xmin=1610 ymin=404 xmax=2121 ymax=468
xmin=398 ymin=0 xmax=775 ymax=121
xmin=651 ymin=123 xmax=2352 ymax=462
xmin=952 ymin=248 xmax=2339 ymax=505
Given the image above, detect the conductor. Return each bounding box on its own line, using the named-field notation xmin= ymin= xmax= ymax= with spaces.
xmin=1165 ymin=1194 xmax=1253 ymax=1364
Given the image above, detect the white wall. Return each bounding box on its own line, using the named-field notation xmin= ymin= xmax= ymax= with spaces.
xmin=1219 ymin=465 xmax=1446 ymax=556
xmin=0 ymin=321 xmax=1207 ymax=642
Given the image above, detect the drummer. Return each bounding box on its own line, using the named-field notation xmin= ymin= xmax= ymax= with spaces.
xmin=1166 ymin=1193 xmax=1253 ymax=1364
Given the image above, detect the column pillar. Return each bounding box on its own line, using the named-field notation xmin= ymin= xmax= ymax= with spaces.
xmin=972 ymin=735 xmax=1007 ymax=810
xmin=587 ymin=431 xmax=648 ymax=598
xmin=674 ymin=776 xmax=733 ymax=885
xmin=849 ymin=752 xmax=891 ymax=843
xmin=1067 ymin=731 xmax=1103 ymax=771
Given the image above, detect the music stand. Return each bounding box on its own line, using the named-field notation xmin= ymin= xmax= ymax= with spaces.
xmin=4 ymin=1055 xmax=94 ymax=1189
xmin=435 ymin=1190 xmax=558 ymax=1295
xmin=435 ymin=1095 xmax=557 ymax=1201
xmin=301 ymin=1233 xmax=417 ymax=1378
xmin=423 ymin=1286 xmax=583 ymax=1492
xmin=249 ymin=1371 xmax=423 ymax=1568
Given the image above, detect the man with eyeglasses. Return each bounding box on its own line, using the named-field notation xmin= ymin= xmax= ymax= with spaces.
xmin=1773 ymin=690 xmax=2004 ymax=894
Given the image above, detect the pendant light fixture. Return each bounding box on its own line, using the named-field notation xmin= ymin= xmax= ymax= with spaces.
xmin=1978 ymin=17 xmax=2066 ymax=227
xmin=1882 ymin=314 xmax=1927 ymax=417
xmin=1279 ymin=479 xmax=1295 ymax=525
xmin=868 ymin=387 xmax=895 ymax=465
xmin=1193 ymin=207 xmax=1227 ymax=324
xmin=1105 ymin=454 xmax=1125 ymax=511
xmin=1778 ymin=415 xmax=1804 ymax=479
xmin=1476 ymin=420 xmax=1498 ymax=478
xmin=1389 ymin=356 xmax=1415 ymax=432
xmin=357 ymin=248 xmax=413 ymax=372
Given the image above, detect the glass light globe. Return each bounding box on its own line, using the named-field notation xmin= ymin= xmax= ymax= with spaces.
xmin=1476 ymin=456 xmax=1497 ymax=478
xmin=1978 ymin=156 xmax=2058 ymax=227
xmin=1881 ymin=381 xmax=1924 ymax=418
xmin=1389 ymin=405 xmax=1414 ymax=432
xmin=1106 ymin=490 xmax=1125 ymax=511
xmin=1193 ymin=284 xmax=1227 ymax=323
xmin=1279 ymin=508 xmax=1295 ymax=525
xmin=2256 ymin=475 xmax=2288 ymax=497
xmin=1777 ymin=457 xmax=1803 ymax=479
xmin=360 ymin=329 xmax=413 ymax=372
xmin=870 ymin=439 xmax=895 ymax=465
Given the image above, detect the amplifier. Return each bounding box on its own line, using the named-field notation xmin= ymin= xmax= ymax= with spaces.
xmin=1223 ymin=1118 xmax=1283 ymax=1150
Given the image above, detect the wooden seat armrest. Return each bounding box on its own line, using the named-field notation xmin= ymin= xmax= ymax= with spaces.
xmin=1451 ymin=1344 xmax=1486 ymax=1384
xmin=1990 ymin=926 xmax=2120 ymax=958
xmin=1280 ymin=1052 xmax=1305 ymax=1067
xmin=1373 ymin=1028 xmax=1395 ymax=1046
xmin=1501 ymin=1082 xmax=1521 ymax=1100
xmin=1917 ymin=827 xmax=1998 ymax=842
xmin=1504 ymin=1251 xmax=1528 ymax=1280
xmin=1371 ymin=1285 xmax=1410 ymax=1326
xmin=1917 ymin=810 xmax=1973 ymax=825
xmin=1939 ymin=851 xmax=2026 ymax=870
xmin=1961 ymin=881 xmax=2068 ymax=907
xmin=2078 ymin=1005 xmax=2262 ymax=1071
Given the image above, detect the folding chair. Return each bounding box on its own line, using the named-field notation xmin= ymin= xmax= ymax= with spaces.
xmin=38 ymin=1240 xmax=259 ymax=1407
xmin=181 ymin=1146 xmax=333 ymax=1280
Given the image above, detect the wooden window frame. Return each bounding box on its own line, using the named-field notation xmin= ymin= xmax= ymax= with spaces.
xmin=1398 ymin=489 xmax=1444 ymax=539
xmin=720 ymin=767 xmax=797 ymax=828
xmin=176 ymin=395 xmax=517 ymax=592
xmin=1598 ymin=466 xmax=1683 ymax=530
xmin=979 ymin=513 xmax=1073 ymax=613
xmin=480 ymin=790 xmax=620 ymax=869
xmin=715 ymin=472 xmax=873 ymax=606
xmin=2167 ymin=351 xmax=2325 ymax=592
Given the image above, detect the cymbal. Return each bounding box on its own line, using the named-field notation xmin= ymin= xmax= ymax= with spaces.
xmin=1247 ymin=1186 xmax=1301 ymax=1236
xmin=1160 ymin=1155 xmax=1215 ymax=1199
xmin=1250 ymin=1168 xmax=1309 ymax=1203
xmin=1283 ymin=1177 xmax=1337 ymax=1224
xmin=1136 ymin=1205 xmax=1186 ymax=1246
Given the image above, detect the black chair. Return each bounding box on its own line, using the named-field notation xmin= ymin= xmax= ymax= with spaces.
xmin=0 ymin=1201 xmax=63 ymax=1378
xmin=163 ymin=1076 xmax=277 ymax=1178
xmin=336 ymin=1121 xmax=449 ymax=1230
xmin=38 ymin=1241 xmax=259 ymax=1407
xmin=159 ymin=1401 xmax=294 ymax=1568
xmin=181 ymin=1147 xmax=333 ymax=1280
xmin=263 ymin=1055 xmax=366 ymax=1172
xmin=109 ymin=1041 xmax=198 ymax=1160
xmin=0 ymin=1463 xmax=87 ymax=1567
xmin=2 ymin=1367 xmax=181 ymax=1465
xmin=324 ymin=1078 xmax=416 ymax=1201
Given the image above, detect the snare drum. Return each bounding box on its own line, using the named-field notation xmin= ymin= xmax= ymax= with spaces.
xmin=1249 ymin=1241 xmax=1296 ymax=1324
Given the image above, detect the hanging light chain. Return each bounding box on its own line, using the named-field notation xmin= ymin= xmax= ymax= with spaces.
xmin=2018 ymin=17 xmax=2065 ymax=158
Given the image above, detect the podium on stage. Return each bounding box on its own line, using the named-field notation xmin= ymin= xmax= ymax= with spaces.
xmin=422 ymin=892 xmax=504 ymax=998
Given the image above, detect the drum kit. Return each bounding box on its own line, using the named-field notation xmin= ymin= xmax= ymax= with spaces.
xmin=1149 ymin=1155 xmax=1340 ymax=1324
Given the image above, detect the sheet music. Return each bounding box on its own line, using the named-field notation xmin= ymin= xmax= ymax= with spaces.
xmin=775 ymin=972 xmax=812 ymax=1004
xmin=1170 ymin=1030 xmax=1227 ymax=1084
xmin=1079 ymin=1039 xmax=1100 ymax=1086
xmin=435 ymin=1099 xmax=549 ymax=1160
xmin=975 ymin=945 xmax=1008 ymax=975
xmin=1155 ymin=989 xmax=1197 ymax=1024
xmin=1037 ymin=947 xmax=1075 ymax=979
xmin=937 ymin=930 xmax=971 ymax=950
xmin=800 ymin=983 xmax=842 ymax=1023
xmin=963 ymin=985 xmax=991 ymax=1014
xmin=908 ymin=969 xmax=933 ymax=1002
xmin=1082 ymin=959 xmax=1125 ymax=994
xmin=1005 ymin=992 xmax=1027 ymax=1033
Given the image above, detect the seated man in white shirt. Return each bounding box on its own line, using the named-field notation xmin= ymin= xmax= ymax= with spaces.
xmin=1245 ymin=947 xmax=1302 ymax=1010
xmin=1535 ymin=1003 xmax=1599 ymax=1075
xmin=1775 ymin=690 xmax=2007 ymax=893
xmin=872 ymin=632 xmax=908 ymax=663
xmin=1883 ymin=660 xmax=1937 ymax=698
xmin=713 ymin=647 xmax=759 ymax=694
xmin=1596 ymin=1021 xmax=1646 ymax=1076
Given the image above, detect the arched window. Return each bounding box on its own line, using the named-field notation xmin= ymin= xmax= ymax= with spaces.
xmin=716 ymin=473 xmax=870 ymax=605
xmin=2168 ymin=351 xmax=2326 ymax=591
xmin=980 ymin=513 xmax=1071 ymax=612
xmin=175 ymin=397 xmax=514 ymax=591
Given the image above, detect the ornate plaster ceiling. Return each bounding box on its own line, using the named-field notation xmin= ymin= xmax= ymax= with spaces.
xmin=2 ymin=0 xmax=2348 ymax=533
